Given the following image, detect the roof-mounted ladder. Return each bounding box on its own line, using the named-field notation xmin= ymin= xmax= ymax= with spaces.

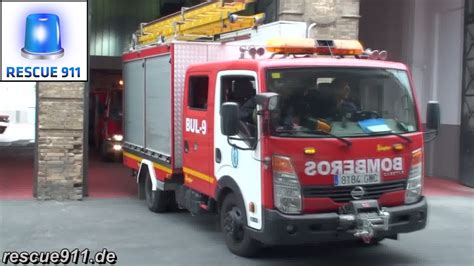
xmin=136 ymin=0 xmax=264 ymax=45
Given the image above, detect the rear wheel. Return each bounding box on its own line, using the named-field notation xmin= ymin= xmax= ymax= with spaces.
xmin=145 ymin=172 xmax=169 ymax=213
xmin=220 ymin=193 xmax=261 ymax=257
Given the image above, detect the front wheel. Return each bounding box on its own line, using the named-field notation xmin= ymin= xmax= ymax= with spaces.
xmin=359 ymin=236 xmax=385 ymax=245
xmin=220 ymin=193 xmax=261 ymax=257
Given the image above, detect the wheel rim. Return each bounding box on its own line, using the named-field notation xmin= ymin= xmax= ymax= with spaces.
xmin=223 ymin=206 xmax=244 ymax=242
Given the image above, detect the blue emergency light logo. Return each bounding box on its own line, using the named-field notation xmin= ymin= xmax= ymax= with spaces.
xmin=21 ymin=13 xmax=64 ymax=60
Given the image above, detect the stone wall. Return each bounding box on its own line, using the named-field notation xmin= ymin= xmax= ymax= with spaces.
xmin=36 ymin=83 xmax=85 ymax=200
xmin=278 ymin=0 xmax=360 ymax=39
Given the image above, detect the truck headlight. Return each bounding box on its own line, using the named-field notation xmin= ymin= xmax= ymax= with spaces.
xmin=272 ymin=155 xmax=302 ymax=214
xmin=112 ymin=134 xmax=123 ymax=141
xmin=405 ymin=149 xmax=423 ymax=204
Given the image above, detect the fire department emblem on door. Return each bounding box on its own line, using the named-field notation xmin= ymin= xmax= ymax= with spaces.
xmin=231 ymin=147 xmax=239 ymax=168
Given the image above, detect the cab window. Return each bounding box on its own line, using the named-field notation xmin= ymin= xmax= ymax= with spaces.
xmin=221 ymin=75 xmax=257 ymax=141
xmin=188 ymin=76 xmax=209 ymax=110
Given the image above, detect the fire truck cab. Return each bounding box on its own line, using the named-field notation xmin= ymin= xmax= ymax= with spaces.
xmin=92 ymin=89 xmax=123 ymax=161
xmin=123 ymin=36 xmax=440 ymax=256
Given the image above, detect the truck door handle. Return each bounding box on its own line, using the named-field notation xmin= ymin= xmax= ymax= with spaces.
xmin=215 ymin=148 xmax=221 ymax=163
xmin=184 ymin=140 xmax=189 ymax=153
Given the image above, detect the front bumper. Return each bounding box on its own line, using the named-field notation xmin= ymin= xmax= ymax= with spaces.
xmin=105 ymin=140 xmax=123 ymax=154
xmin=248 ymin=197 xmax=427 ymax=245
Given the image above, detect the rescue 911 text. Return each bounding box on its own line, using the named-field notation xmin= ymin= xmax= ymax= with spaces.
xmin=6 ymin=66 xmax=81 ymax=78
xmin=2 ymin=248 xmax=117 ymax=265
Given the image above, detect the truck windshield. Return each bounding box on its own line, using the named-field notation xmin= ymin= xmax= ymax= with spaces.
xmin=109 ymin=91 xmax=123 ymax=121
xmin=266 ymin=67 xmax=418 ymax=138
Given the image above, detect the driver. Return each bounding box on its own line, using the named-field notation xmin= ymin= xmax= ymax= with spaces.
xmin=332 ymin=79 xmax=358 ymax=113
xmin=268 ymin=78 xmax=301 ymax=130
xmin=328 ymin=79 xmax=358 ymax=120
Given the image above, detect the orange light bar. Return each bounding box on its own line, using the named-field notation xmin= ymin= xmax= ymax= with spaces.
xmin=315 ymin=39 xmax=364 ymax=56
xmin=266 ymin=38 xmax=364 ymax=56
xmin=266 ymin=38 xmax=316 ymax=54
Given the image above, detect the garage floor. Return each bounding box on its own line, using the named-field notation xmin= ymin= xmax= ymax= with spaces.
xmin=0 ymin=148 xmax=136 ymax=199
xmin=1 ymin=148 xmax=473 ymax=265
xmin=0 ymin=147 xmax=34 ymax=199
xmin=1 ymin=195 xmax=473 ymax=266
xmin=87 ymin=152 xmax=136 ymax=198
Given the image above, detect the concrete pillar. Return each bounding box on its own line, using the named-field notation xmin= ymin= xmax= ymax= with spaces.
xmin=36 ymin=82 xmax=85 ymax=200
xmin=278 ymin=0 xmax=361 ymax=39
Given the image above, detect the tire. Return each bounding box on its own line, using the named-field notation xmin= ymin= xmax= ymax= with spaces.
xmin=220 ymin=193 xmax=261 ymax=257
xmin=358 ymin=236 xmax=385 ymax=246
xmin=144 ymin=172 xmax=169 ymax=213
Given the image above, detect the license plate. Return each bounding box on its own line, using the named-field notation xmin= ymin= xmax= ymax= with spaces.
xmin=334 ymin=173 xmax=381 ymax=186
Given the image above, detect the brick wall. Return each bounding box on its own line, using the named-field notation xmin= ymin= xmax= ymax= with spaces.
xmin=36 ymin=83 xmax=85 ymax=200
xmin=278 ymin=0 xmax=360 ymax=39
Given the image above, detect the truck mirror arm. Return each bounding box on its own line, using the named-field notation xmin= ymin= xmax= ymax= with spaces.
xmin=227 ymin=136 xmax=257 ymax=151
xmin=423 ymin=129 xmax=438 ymax=143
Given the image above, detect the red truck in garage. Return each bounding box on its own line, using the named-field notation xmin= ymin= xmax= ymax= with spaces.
xmin=122 ymin=33 xmax=440 ymax=256
xmin=92 ymin=89 xmax=123 ymax=161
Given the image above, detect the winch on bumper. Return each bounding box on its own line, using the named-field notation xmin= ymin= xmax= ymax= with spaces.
xmin=248 ymin=197 xmax=427 ymax=245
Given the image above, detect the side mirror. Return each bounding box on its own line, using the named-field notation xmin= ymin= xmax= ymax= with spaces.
xmin=426 ymin=101 xmax=440 ymax=131
xmin=424 ymin=101 xmax=440 ymax=143
xmin=220 ymin=102 xmax=240 ymax=136
xmin=255 ymin=92 xmax=279 ymax=111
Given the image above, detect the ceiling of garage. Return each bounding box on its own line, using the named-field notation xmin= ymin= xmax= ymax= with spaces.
xmin=89 ymin=0 xmax=274 ymax=58
xmin=90 ymin=0 xmax=161 ymax=57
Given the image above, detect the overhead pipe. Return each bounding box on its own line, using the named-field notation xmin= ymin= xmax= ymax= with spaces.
xmin=306 ymin=22 xmax=317 ymax=38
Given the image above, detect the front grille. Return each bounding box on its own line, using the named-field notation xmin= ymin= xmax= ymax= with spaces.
xmin=302 ymin=180 xmax=406 ymax=202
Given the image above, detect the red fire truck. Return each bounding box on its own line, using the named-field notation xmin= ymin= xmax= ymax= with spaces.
xmin=122 ymin=25 xmax=440 ymax=257
xmin=91 ymin=89 xmax=123 ymax=161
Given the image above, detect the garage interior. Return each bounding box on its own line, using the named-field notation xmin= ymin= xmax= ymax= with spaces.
xmin=0 ymin=83 xmax=35 ymax=199
xmin=0 ymin=0 xmax=472 ymax=200
xmin=0 ymin=78 xmax=136 ymax=199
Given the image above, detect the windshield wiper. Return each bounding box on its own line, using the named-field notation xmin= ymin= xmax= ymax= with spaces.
xmin=277 ymin=129 xmax=352 ymax=146
xmin=392 ymin=121 xmax=413 ymax=143
xmin=368 ymin=131 xmax=413 ymax=143
xmin=388 ymin=131 xmax=413 ymax=143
